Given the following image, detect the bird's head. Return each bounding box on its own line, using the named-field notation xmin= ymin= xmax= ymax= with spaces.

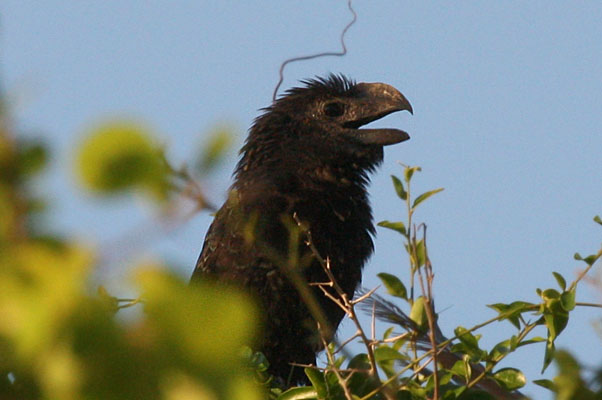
xmin=236 ymin=74 xmax=412 ymax=184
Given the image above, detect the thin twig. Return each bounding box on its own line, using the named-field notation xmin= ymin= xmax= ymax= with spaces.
xmin=292 ymin=213 xmax=395 ymax=397
xmin=570 ymin=248 xmax=602 ymax=291
xmin=576 ymin=302 xmax=602 ymax=308
xmin=272 ymin=0 xmax=357 ymax=101
xmin=416 ymin=225 xmax=440 ymax=399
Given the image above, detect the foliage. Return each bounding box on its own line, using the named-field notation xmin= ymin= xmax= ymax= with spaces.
xmin=1 ymin=89 xmax=600 ymax=399
xmin=276 ymin=165 xmax=601 ymax=400
xmin=0 ymin=97 xmax=261 ymax=399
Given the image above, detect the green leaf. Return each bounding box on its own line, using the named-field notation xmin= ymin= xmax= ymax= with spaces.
xmin=347 ymin=353 xmax=371 ymax=370
xmin=487 ymin=301 xmax=535 ymax=329
xmin=277 ymin=386 xmax=318 ymax=400
xmin=544 ymin=303 xmax=569 ymax=340
xmin=560 ymin=288 xmax=576 ymax=312
xmin=452 ymin=327 xmax=487 ymax=361
xmin=247 ymin=349 xmax=269 ymax=372
xmin=552 ymin=271 xmax=566 ymax=291
xmin=391 ymin=175 xmax=407 ymax=200
xmin=415 ymin=239 xmax=426 ymax=268
xmin=572 ymin=250 xmax=598 ymax=266
xmin=532 ymin=379 xmax=557 ymax=392
xmin=450 ymin=386 xmax=467 ymax=399
xmin=374 ymin=346 xmax=406 ymax=362
xmin=377 ymin=220 xmax=407 ymax=236
xmin=489 ymin=338 xmax=513 ymax=361
xmin=542 ymin=340 xmax=555 ymax=373
xmin=492 ymin=368 xmax=526 ymax=390
xmin=377 ymin=272 xmax=408 ymax=299
xmin=583 ymin=254 xmax=599 ymax=265
xmin=383 ymin=326 xmax=394 ymax=340
xmin=375 ymin=346 xmax=407 ymax=378
xmin=410 ymin=296 xmax=427 ymax=330
xmin=594 ymin=215 xmax=602 ymax=226
xmin=425 ymin=370 xmax=453 ymax=391
xmin=304 ymin=367 xmax=326 ymax=397
xmin=541 ymin=288 xmax=561 ymax=301
xmin=454 ymin=326 xmax=480 ymax=350
xmin=412 ymin=188 xmax=444 ymax=209
xmin=449 ymin=358 xmax=471 ymax=381
xmin=404 ymin=165 xmax=421 ymax=182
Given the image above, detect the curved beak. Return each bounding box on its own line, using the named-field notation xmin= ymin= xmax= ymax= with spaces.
xmin=343 ymin=82 xmax=412 ymax=146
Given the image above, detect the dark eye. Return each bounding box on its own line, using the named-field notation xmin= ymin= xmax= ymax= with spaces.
xmin=323 ymin=102 xmax=345 ymax=117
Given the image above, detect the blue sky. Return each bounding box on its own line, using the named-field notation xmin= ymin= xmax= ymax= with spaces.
xmin=3 ymin=2 xmax=601 ymax=397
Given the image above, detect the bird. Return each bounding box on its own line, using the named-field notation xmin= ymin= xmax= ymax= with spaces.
xmin=191 ymin=74 xmax=412 ymax=385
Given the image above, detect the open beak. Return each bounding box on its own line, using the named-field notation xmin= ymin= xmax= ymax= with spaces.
xmin=343 ymin=82 xmax=412 ymax=146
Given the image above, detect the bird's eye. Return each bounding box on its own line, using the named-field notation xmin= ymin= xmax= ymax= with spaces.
xmin=323 ymin=102 xmax=346 ymax=118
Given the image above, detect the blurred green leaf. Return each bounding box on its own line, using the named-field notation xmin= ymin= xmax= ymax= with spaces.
xmin=76 ymin=120 xmax=168 ymax=199
xmin=553 ymin=350 xmax=598 ymax=400
xmin=196 ymin=126 xmax=234 ymax=173
xmin=377 ymin=220 xmax=407 ymax=236
xmin=18 ymin=140 xmax=48 ymax=177
xmin=0 ymin=243 xmax=94 ymax=361
xmin=135 ymin=267 xmax=258 ymax=371
xmin=97 ymin=286 xmax=119 ymax=313
xmin=391 ymin=175 xmax=407 ymax=200
xmin=593 ymin=215 xmax=602 ymax=226
xmin=412 ymin=188 xmax=444 ymax=209
xmin=377 ymin=272 xmax=407 ymax=299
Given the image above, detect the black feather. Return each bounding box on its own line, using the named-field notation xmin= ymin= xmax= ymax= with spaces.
xmin=191 ymin=74 xmax=411 ymax=385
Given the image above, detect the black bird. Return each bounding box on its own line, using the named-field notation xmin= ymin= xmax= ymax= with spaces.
xmin=191 ymin=74 xmax=412 ymax=384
